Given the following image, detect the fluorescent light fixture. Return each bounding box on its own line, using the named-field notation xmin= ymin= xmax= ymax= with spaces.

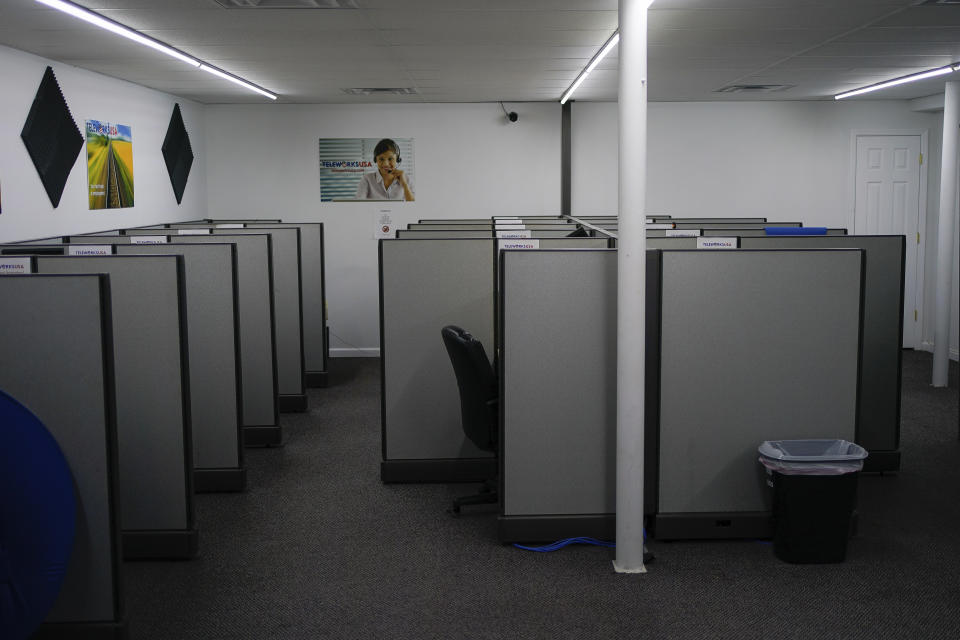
xmin=199 ymin=65 xmax=277 ymax=100
xmin=35 ymin=0 xmax=278 ymax=99
xmin=35 ymin=0 xmax=200 ymax=67
xmin=835 ymin=64 xmax=958 ymax=100
xmin=560 ymin=31 xmax=620 ymax=104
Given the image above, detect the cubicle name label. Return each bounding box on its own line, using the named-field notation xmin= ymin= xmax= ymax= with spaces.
xmin=67 ymin=245 xmax=112 ymax=256
xmin=496 ymin=230 xmax=532 ymax=239
xmin=667 ymin=229 xmax=702 ymax=237
xmin=696 ymin=237 xmax=739 ymax=249
xmin=131 ymin=235 xmax=168 ymax=244
xmin=498 ymin=239 xmax=540 ymax=250
xmin=0 ymin=257 xmax=32 ymax=274
xmin=495 ymin=218 xmax=523 ymax=224
xmin=215 ymin=223 xmax=245 ymax=229
xmin=495 ymin=224 xmax=526 ymax=230
xmin=178 ymin=229 xmax=211 ymax=235
xmin=648 ymin=223 xmax=675 ymax=230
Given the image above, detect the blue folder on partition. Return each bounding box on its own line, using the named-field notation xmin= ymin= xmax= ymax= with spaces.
xmin=765 ymin=226 xmax=827 ymax=236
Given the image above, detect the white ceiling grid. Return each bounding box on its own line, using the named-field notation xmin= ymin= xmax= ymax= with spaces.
xmin=0 ymin=0 xmax=957 ymax=103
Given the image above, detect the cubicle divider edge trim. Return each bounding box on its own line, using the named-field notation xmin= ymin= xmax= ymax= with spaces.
xmin=173 ymin=256 xmax=198 ymax=527
xmin=893 ymin=234 xmax=906 ymax=451
xmin=95 ymin=273 xmax=126 ymax=619
xmin=227 ymin=244 xmax=246 ymax=469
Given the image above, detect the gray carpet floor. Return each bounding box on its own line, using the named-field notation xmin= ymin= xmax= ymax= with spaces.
xmin=123 ymin=351 xmax=959 ymax=640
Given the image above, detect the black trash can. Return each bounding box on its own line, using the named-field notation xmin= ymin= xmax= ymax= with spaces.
xmin=758 ymin=439 xmax=868 ymax=564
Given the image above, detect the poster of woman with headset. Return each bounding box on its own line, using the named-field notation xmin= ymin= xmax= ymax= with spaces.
xmin=318 ymin=137 xmax=415 ymax=202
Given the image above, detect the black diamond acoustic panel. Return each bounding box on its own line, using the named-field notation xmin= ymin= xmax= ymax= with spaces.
xmin=161 ymin=103 xmax=194 ymax=204
xmin=20 ymin=67 xmax=84 ymax=208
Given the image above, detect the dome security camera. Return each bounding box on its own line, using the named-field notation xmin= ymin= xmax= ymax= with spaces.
xmin=507 ymin=111 xmax=519 ymax=123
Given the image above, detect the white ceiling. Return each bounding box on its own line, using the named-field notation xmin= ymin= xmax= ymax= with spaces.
xmin=0 ymin=0 xmax=958 ymax=104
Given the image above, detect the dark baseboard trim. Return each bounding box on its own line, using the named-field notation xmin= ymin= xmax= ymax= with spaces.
xmin=652 ymin=512 xmax=772 ymax=540
xmin=243 ymin=425 xmax=282 ymax=447
xmin=305 ymin=370 xmax=328 ymax=388
xmin=279 ymin=393 xmax=308 ymax=413
xmin=497 ymin=514 xmax=615 ymax=543
xmin=194 ymin=467 xmax=246 ymax=493
xmin=122 ymin=528 xmax=199 ymax=560
xmin=34 ymin=620 xmax=127 ymax=640
xmin=863 ymin=450 xmax=900 ymax=472
xmin=380 ymin=458 xmax=496 ymax=483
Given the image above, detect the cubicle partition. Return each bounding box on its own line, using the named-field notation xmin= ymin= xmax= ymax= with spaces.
xmin=1 ymin=242 xmax=248 ymax=489
xmin=116 ymin=243 xmax=246 ymax=490
xmin=245 ymin=223 xmax=328 ymax=387
xmin=497 ymin=249 xmax=661 ymax=542
xmin=740 ymin=235 xmax=905 ymax=470
xmin=654 ymin=249 xmax=863 ymax=539
xmin=0 ymin=273 xmax=126 ymax=638
xmin=34 ymin=255 xmax=197 ymax=559
xmin=495 ymin=247 xmax=865 ymax=542
xmin=173 ymin=234 xmax=281 ymax=445
xmin=171 ymin=222 xmax=329 ymax=387
xmin=124 ymin=227 xmax=306 ymax=414
xmin=380 ymin=238 xmax=496 ymax=482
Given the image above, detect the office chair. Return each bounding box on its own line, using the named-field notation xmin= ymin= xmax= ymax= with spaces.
xmin=441 ymin=326 xmax=499 ymax=514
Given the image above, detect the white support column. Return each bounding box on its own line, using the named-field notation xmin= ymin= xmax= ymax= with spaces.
xmin=933 ymin=81 xmax=959 ymax=387
xmin=614 ymin=0 xmax=648 ymax=574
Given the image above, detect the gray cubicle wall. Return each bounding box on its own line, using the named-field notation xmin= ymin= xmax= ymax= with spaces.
xmin=180 ymin=222 xmax=328 ymax=388
xmin=1 ymin=242 xmax=245 ymax=490
xmin=380 ymin=238 xmax=496 ymax=482
xmin=116 ymin=243 xmax=245 ymax=491
xmin=655 ymin=249 xmax=863 ymax=540
xmin=165 ymin=228 xmax=304 ymax=411
xmin=126 ymin=228 xmax=306 ymax=413
xmin=497 ymin=248 xmax=661 ymax=542
xmin=174 ymin=234 xmax=280 ymax=445
xmin=0 ymin=273 xmax=125 ymax=638
xmin=741 ymin=235 xmax=904 ymax=470
xmin=246 ymin=223 xmax=328 ymax=387
xmin=396 ymin=229 xmax=600 ymax=239
xmin=13 ymin=235 xmax=279 ymax=445
xmin=35 ymin=255 xmax=197 ymax=559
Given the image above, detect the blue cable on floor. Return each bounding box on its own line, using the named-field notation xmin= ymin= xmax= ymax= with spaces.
xmin=513 ymin=537 xmax=615 ymax=552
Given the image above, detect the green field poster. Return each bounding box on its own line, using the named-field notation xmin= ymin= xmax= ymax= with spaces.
xmin=86 ymin=120 xmax=134 ymax=209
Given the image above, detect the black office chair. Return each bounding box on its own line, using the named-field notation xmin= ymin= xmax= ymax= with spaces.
xmin=441 ymin=325 xmax=499 ymax=514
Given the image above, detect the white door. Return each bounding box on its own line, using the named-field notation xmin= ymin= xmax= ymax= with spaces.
xmin=855 ymin=134 xmax=922 ymax=348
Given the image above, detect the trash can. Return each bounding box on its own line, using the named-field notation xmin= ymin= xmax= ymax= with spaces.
xmin=758 ymin=439 xmax=868 ymax=564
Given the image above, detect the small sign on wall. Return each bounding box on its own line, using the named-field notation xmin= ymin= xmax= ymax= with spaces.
xmin=374 ymin=209 xmax=395 ymax=239
xmin=216 ymin=223 xmax=245 ymax=229
xmin=667 ymin=229 xmax=701 ymax=237
xmin=496 ymin=229 xmax=532 ymax=239
xmin=177 ymin=228 xmax=210 ymax=235
xmin=495 ymin=224 xmax=525 ymax=230
xmin=498 ymin=239 xmax=540 ymax=250
xmin=67 ymin=245 xmax=112 ymax=256
xmin=0 ymin=257 xmax=32 ymax=274
xmin=131 ymin=235 xmax=168 ymax=244
xmin=647 ymin=223 xmax=675 ymax=230
xmin=696 ymin=237 xmax=739 ymax=250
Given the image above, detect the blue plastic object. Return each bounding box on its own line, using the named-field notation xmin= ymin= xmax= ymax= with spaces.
xmin=0 ymin=389 xmax=77 ymax=640
xmin=764 ymin=226 xmax=827 ymax=235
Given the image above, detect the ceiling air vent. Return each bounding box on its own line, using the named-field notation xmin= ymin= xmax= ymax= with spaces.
xmin=714 ymin=84 xmax=794 ymax=94
xmin=342 ymin=88 xmax=420 ymax=96
xmin=212 ymin=0 xmax=359 ymax=8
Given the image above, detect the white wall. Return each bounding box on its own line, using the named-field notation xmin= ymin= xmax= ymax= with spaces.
xmin=204 ymin=102 xmax=561 ymax=355
xmin=572 ymin=99 xmax=959 ymax=359
xmin=0 ymin=45 xmax=206 ymax=243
